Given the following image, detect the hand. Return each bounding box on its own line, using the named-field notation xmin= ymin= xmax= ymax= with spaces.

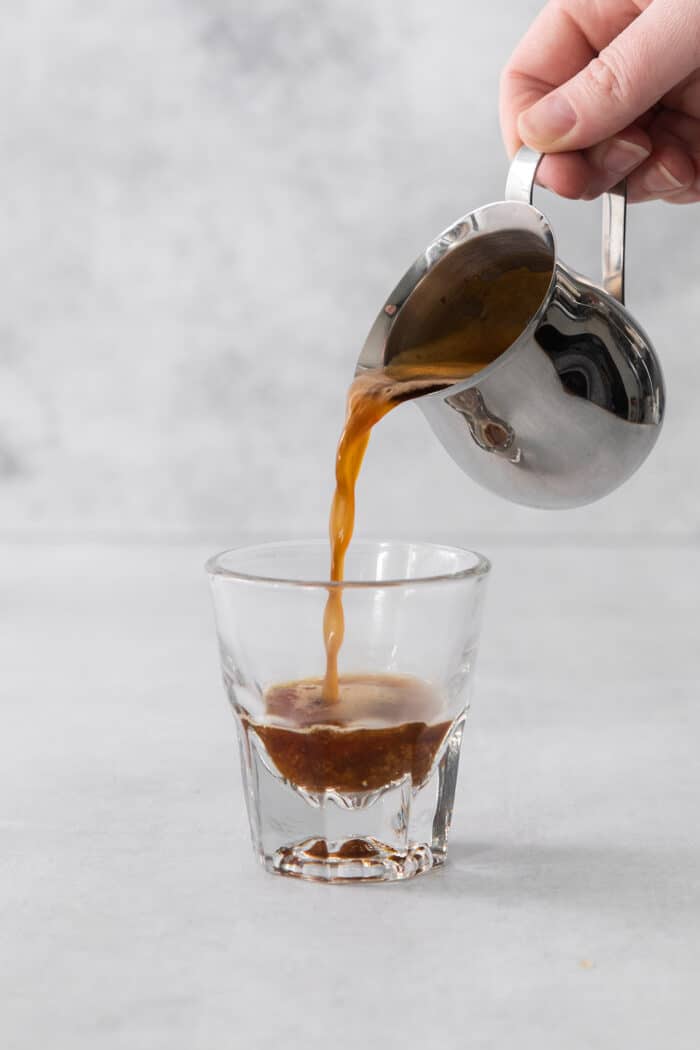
xmin=500 ymin=0 xmax=700 ymax=203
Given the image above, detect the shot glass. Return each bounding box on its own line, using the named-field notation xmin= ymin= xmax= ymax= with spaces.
xmin=206 ymin=540 xmax=490 ymax=883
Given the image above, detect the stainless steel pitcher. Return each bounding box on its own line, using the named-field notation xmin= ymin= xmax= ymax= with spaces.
xmin=356 ymin=147 xmax=665 ymax=509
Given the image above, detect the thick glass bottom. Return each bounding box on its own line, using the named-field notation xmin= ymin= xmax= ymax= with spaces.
xmin=269 ymin=837 xmax=444 ymax=882
xmin=236 ymin=710 xmax=466 ymax=884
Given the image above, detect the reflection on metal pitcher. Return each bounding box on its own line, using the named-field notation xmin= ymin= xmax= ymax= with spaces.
xmin=446 ymin=388 xmax=521 ymax=464
xmin=358 ymin=146 xmax=664 ymax=510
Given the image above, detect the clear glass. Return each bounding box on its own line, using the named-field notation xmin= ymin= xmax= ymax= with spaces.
xmin=206 ymin=540 xmax=490 ymax=883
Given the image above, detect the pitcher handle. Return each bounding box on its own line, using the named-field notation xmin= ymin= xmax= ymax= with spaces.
xmin=504 ymin=146 xmax=626 ymax=305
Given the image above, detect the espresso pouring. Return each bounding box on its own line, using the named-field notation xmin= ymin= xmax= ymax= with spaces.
xmin=249 ymin=265 xmax=550 ymax=797
xmin=322 ymin=265 xmax=551 ymax=700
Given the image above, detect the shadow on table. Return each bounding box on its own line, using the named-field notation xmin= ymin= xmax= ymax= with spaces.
xmin=411 ymin=838 xmax=700 ymax=912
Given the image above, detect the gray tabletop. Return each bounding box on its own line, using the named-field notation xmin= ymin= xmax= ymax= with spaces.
xmin=3 ymin=539 xmax=698 ymax=1049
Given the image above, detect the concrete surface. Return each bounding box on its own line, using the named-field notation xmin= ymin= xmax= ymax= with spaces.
xmin=3 ymin=539 xmax=699 ymax=1048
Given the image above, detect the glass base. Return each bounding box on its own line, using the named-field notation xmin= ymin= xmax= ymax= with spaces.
xmin=237 ymin=712 xmax=466 ymax=885
xmin=269 ymin=837 xmax=444 ymax=882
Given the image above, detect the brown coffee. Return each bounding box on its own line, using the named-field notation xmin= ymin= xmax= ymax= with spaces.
xmin=248 ymin=266 xmax=549 ymax=800
xmin=322 ymin=265 xmax=551 ymax=699
xmin=245 ymin=673 xmax=451 ymax=793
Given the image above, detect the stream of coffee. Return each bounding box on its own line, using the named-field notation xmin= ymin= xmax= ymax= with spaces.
xmin=322 ymin=265 xmax=551 ymax=700
xmin=248 ymin=266 xmax=550 ymax=798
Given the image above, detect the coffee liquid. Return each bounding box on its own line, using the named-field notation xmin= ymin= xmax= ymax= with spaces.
xmin=248 ymin=266 xmax=550 ymax=796
xmin=249 ymin=673 xmax=451 ymax=793
xmin=323 ymin=266 xmax=551 ymax=699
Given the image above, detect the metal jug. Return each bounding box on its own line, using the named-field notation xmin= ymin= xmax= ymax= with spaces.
xmin=356 ymin=147 xmax=665 ymax=509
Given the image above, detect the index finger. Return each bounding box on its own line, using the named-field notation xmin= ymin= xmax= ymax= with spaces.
xmin=499 ymin=0 xmax=642 ymax=155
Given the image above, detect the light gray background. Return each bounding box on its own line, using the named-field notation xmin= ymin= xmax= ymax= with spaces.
xmin=3 ymin=3 xmax=700 ymax=1049
xmin=2 ymin=0 xmax=698 ymax=543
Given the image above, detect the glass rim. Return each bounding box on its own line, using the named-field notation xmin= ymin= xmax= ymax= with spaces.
xmin=205 ymin=538 xmax=491 ymax=590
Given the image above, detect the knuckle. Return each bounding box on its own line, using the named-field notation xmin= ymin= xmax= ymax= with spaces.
xmin=581 ymin=47 xmax=632 ymax=106
xmin=499 ymin=65 xmax=514 ymax=92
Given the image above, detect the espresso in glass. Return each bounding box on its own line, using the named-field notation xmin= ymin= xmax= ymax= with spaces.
xmin=248 ymin=673 xmax=451 ymax=795
xmin=242 ymin=267 xmax=548 ymax=818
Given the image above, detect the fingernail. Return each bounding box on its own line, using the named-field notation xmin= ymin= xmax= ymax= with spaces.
xmin=518 ymin=93 xmax=577 ymax=146
xmin=642 ymin=162 xmax=685 ymax=193
xmin=601 ymin=137 xmax=650 ymax=175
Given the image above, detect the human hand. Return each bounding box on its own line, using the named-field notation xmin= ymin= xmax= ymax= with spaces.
xmin=500 ymin=0 xmax=700 ymax=203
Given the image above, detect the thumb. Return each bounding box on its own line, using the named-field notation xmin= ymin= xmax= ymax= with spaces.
xmin=518 ymin=0 xmax=700 ymax=151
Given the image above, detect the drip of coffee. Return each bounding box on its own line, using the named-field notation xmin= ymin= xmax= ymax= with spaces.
xmin=323 ymin=265 xmax=551 ymax=699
